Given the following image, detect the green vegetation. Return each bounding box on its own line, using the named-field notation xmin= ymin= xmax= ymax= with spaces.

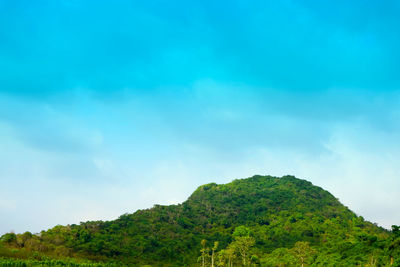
xmin=1 ymin=175 xmax=400 ymax=266
xmin=0 ymin=258 xmax=119 ymax=267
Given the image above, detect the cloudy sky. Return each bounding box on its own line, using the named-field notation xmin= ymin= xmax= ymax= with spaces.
xmin=1 ymin=0 xmax=400 ymax=234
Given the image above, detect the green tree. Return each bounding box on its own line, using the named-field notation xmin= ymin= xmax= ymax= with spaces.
xmin=16 ymin=231 xmax=33 ymax=247
xmin=225 ymin=246 xmax=237 ymax=267
xmin=389 ymin=225 xmax=400 ymax=265
xmin=231 ymin=226 xmax=255 ymax=266
xmin=216 ymin=249 xmax=227 ymax=267
xmin=0 ymin=233 xmax=17 ymax=245
xmin=200 ymin=239 xmax=209 ymax=267
xmin=211 ymin=241 xmax=219 ymax=267
xmin=261 ymin=247 xmax=296 ymax=267
xmin=290 ymin=241 xmax=316 ymax=267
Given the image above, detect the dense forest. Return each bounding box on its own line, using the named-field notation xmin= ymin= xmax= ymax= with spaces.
xmin=1 ymin=175 xmax=400 ymax=266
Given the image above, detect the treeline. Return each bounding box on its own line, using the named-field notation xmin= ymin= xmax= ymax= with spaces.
xmin=197 ymin=225 xmax=400 ymax=266
xmin=2 ymin=224 xmax=400 ymax=266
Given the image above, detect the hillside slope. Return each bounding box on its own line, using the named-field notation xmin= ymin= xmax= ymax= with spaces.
xmin=1 ymin=175 xmax=399 ymax=266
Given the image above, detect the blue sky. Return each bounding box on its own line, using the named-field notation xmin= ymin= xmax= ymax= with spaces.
xmin=1 ymin=0 xmax=400 ymax=233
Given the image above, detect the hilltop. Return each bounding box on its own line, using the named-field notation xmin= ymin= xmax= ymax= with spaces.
xmin=1 ymin=175 xmax=399 ymax=266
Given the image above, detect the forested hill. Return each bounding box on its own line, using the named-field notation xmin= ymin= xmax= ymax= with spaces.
xmin=1 ymin=175 xmax=400 ymax=266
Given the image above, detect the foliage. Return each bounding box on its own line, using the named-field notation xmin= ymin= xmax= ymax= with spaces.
xmin=0 ymin=175 xmax=397 ymax=266
xmin=0 ymin=257 xmax=121 ymax=266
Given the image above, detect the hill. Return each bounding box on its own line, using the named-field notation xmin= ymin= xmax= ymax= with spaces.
xmin=1 ymin=175 xmax=400 ymax=266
